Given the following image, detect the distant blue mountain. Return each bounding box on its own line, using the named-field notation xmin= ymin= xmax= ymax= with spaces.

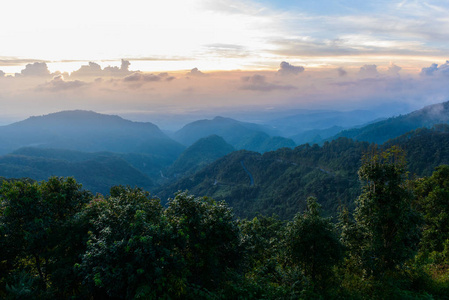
xmin=0 ymin=110 xmax=185 ymax=159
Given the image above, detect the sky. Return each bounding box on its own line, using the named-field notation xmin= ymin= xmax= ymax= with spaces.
xmin=1 ymin=0 xmax=449 ymax=128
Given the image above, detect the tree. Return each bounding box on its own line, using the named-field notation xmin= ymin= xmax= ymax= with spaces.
xmin=0 ymin=177 xmax=91 ymax=296
xmin=414 ymin=165 xmax=449 ymax=256
xmin=285 ymin=197 xmax=343 ymax=287
xmin=347 ymin=146 xmax=422 ymax=276
xmin=78 ymin=186 xmax=183 ymax=299
xmin=165 ymin=192 xmax=241 ymax=291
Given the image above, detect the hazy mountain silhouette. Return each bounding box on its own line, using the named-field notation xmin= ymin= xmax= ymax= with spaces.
xmin=266 ymin=109 xmax=381 ymax=137
xmin=332 ymin=101 xmax=449 ymax=144
xmin=0 ymin=110 xmax=185 ymax=159
xmin=173 ymin=116 xmax=294 ymax=152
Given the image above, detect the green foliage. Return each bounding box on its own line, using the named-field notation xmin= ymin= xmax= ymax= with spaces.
xmin=0 ymin=151 xmax=154 ymax=195
xmin=166 ymin=192 xmax=241 ymax=291
xmin=414 ymin=165 xmax=449 ymax=256
xmin=78 ymin=186 xmax=183 ymax=299
xmin=0 ymin=177 xmax=91 ymax=297
xmin=286 ymin=197 xmax=344 ymax=290
xmin=346 ymin=146 xmax=422 ymax=277
xmin=167 ymin=134 xmax=235 ymax=177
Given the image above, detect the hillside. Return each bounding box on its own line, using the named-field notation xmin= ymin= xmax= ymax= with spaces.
xmin=266 ymin=109 xmax=380 ymax=137
xmin=11 ymin=147 xmax=172 ymax=182
xmin=157 ymin=125 xmax=449 ymax=219
xmin=0 ymin=110 xmax=185 ymax=160
xmin=331 ymin=101 xmax=449 ymax=144
xmin=0 ymin=151 xmax=153 ymax=194
xmin=173 ymin=116 xmax=294 ymax=152
xmin=167 ymin=135 xmax=235 ymax=177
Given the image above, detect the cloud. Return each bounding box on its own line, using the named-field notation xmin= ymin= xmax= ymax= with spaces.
xmin=0 ymin=58 xmax=49 ymax=66
xmin=36 ymin=75 xmax=87 ymax=92
xmin=241 ymin=74 xmax=296 ymax=91
xmin=186 ymin=67 xmax=206 ymax=77
xmin=387 ymin=63 xmax=402 ymax=76
xmin=0 ymin=70 xmax=4 ymax=77
xmin=420 ymin=60 xmax=449 ymax=76
xmin=20 ymin=62 xmax=51 ymax=77
xmin=123 ymin=72 xmax=162 ymax=82
xmin=158 ymin=72 xmax=176 ymax=81
xmin=277 ymin=61 xmax=305 ymax=76
xmin=337 ymin=67 xmax=347 ymax=77
xmin=103 ymin=59 xmax=132 ymax=75
xmin=70 ymin=62 xmax=102 ymax=77
xmin=70 ymin=60 xmax=132 ymax=77
xmin=359 ymin=64 xmax=379 ymax=77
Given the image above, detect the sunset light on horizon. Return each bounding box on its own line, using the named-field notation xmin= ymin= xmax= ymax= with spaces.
xmin=1 ymin=0 xmax=449 ymax=126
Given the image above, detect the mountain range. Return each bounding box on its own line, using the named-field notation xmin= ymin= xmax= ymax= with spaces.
xmin=0 ymin=101 xmax=448 ymax=199
xmin=332 ymin=101 xmax=449 ymax=144
xmin=172 ymin=116 xmax=295 ymax=152
xmin=156 ymin=124 xmax=449 ymax=219
xmin=0 ymin=110 xmax=185 ymax=159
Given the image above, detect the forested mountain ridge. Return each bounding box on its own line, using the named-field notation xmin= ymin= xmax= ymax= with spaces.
xmin=166 ymin=135 xmax=235 ymax=177
xmin=332 ymin=100 xmax=449 ymax=144
xmin=0 ymin=110 xmax=185 ymax=159
xmin=157 ymin=124 xmax=449 ymax=219
xmin=0 ymin=150 xmax=153 ymax=194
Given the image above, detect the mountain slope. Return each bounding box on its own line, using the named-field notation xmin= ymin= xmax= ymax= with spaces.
xmin=332 ymin=101 xmax=449 ymax=144
xmin=0 ymin=151 xmax=153 ymax=194
xmin=173 ymin=116 xmax=294 ymax=152
xmin=167 ymin=135 xmax=235 ymax=177
xmin=157 ymin=125 xmax=449 ymax=220
xmin=0 ymin=110 xmax=185 ymax=159
xmin=267 ymin=109 xmax=381 ymax=137
xmin=12 ymin=147 xmax=172 ymax=182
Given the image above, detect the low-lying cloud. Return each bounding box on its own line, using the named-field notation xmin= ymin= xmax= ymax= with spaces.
xmin=277 ymin=61 xmax=305 ymax=76
xmin=241 ymin=74 xmax=296 ymax=91
xmin=36 ymin=75 xmax=87 ymax=92
xmin=420 ymin=61 xmax=449 ymax=76
xmin=19 ymin=62 xmax=51 ymax=77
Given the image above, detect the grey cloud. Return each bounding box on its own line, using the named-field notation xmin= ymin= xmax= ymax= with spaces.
xmin=0 ymin=70 xmax=4 ymax=77
xmin=70 ymin=60 xmax=132 ymax=77
xmin=387 ymin=64 xmax=402 ymax=76
xmin=241 ymin=74 xmax=296 ymax=91
xmin=123 ymin=72 xmax=162 ymax=82
xmin=277 ymin=61 xmax=305 ymax=76
xmin=186 ymin=68 xmax=206 ymax=77
xmin=36 ymin=75 xmax=87 ymax=92
xmin=20 ymin=62 xmax=51 ymax=77
xmin=0 ymin=58 xmax=49 ymax=66
xmin=359 ymin=64 xmax=379 ymax=77
xmin=421 ymin=63 xmax=438 ymax=76
xmin=420 ymin=61 xmax=449 ymax=76
xmin=70 ymin=62 xmax=102 ymax=77
xmin=337 ymin=67 xmax=347 ymax=77
xmin=103 ymin=59 xmax=131 ymax=75
xmin=158 ymin=72 xmax=176 ymax=81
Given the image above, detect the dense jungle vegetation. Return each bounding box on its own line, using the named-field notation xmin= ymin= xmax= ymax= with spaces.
xmin=2 ymin=146 xmax=449 ymax=299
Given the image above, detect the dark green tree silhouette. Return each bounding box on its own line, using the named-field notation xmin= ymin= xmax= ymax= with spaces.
xmin=165 ymin=192 xmax=241 ymax=291
xmin=414 ymin=165 xmax=449 ymax=260
xmin=286 ymin=196 xmax=343 ymax=287
xmin=78 ymin=186 xmax=183 ymax=299
xmin=348 ymin=146 xmax=422 ymax=277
